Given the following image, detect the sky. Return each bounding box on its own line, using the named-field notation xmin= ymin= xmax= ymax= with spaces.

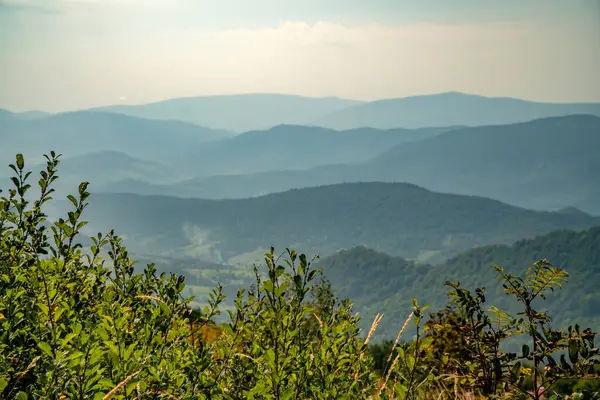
xmin=1 ymin=0 xmax=599 ymax=112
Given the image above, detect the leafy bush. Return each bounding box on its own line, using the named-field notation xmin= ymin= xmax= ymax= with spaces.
xmin=0 ymin=153 xmax=376 ymax=399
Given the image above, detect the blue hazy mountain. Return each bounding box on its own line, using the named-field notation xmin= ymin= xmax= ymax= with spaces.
xmin=311 ymin=92 xmax=600 ymax=130
xmin=98 ymin=115 xmax=600 ymax=215
xmin=176 ymin=124 xmax=456 ymax=176
xmin=0 ymin=110 xmax=230 ymax=166
xmin=91 ymin=93 xmax=363 ymax=132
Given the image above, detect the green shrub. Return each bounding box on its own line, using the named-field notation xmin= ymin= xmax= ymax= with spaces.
xmin=0 ymin=153 xmax=376 ymax=399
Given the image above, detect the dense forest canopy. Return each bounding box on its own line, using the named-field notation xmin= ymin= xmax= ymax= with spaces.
xmin=319 ymin=226 xmax=600 ymax=338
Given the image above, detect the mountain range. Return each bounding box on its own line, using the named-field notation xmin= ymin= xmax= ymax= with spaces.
xmin=311 ymin=92 xmax=600 ymax=130
xmin=90 ymin=94 xmax=362 ymax=132
xmin=84 ymin=92 xmax=600 ymax=132
xmin=170 ymin=124 xmax=456 ymax=177
xmin=45 ymin=182 xmax=600 ymax=266
xmin=98 ymin=115 xmax=600 ymax=215
xmin=0 ymin=110 xmax=229 ymax=166
xmin=6 ymin=92 xmax=600 ymax=133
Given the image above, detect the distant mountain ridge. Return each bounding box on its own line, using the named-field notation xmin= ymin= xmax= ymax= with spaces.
xmin=8 ymin=92 xmax=600 ymax=132
xmin=49 ymin=182 xmax=600 ymax=266
xmin=311 ymin=92 xmax=600 ymax=129
xmin=0 ymin=110 xmax=230 ymax=165
xmin=34 ymin=151 xmax=184 ymax=192
xmin=90 ymin=93 xmax=363 ymax=132
xmin=175 ymin=124 xmax=455 ymax=176
xmin=98 ymin=114 xmax=600 ymax=215
xmin=0 ymin=108 xmax=51 ymax=120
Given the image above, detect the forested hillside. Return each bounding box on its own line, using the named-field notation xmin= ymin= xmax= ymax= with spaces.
xmin=319 ymin=225 xmax=600 ymax=338
xmin=57 ymin=182 xmax=600 ymax=264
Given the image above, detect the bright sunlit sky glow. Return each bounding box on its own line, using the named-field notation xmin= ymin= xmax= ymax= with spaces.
xmin=1 ymin=0 xmax=599 ymax=111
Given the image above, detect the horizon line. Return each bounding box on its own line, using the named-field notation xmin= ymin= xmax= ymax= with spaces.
xmin=5 ymin=90 xmax=600 ymax=114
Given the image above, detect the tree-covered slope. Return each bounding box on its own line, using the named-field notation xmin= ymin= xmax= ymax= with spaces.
xmin=61 ymin=182 xmax=600 ymax=265
xmin=319 ymin=225 xmax=600 ymax=338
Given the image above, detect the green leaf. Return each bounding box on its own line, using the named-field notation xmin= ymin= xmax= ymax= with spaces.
xmin=67 ymin=194 xmax=78 ymax=208
xmin=61 ymin=333 xmax=78 ymax=347
xmin=16 ymin=153 xmax=25 ymax=170
xmin=293 ymin=274 xmax=302 ymax=289
xmin=281 ymin=387 xmax=295 ymax=400
xmin=568 ymin=339 xmax=579 ymax=364
xmin=72 ymin=322 xmax=83 ymax=335
xmin=522 ymin=344 xmax=530 ymax=359
xmin=38 ymin=341 xmax=53 ymax=357
xmin=275 ymin=265 xmax=285 ymax=278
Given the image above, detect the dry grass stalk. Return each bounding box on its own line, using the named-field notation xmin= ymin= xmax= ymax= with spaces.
xmin=103 ymin=371 xmax=140 ymax=400
xmin=454 ymin=374 xmax=459 ymax=398
xmin=364 ymin=313 xmax=384 ymax=346
xmin=18 ymin=355 xmax=41 ymax=379
xmin=386 ymin=311 xmax=414 ymax=365
xmin=312 ymin=312 xmax=323 ymax=328
xmin=378 ymin=351 xmax=401 ymax=396
xmin=135 ymin=295 xmax=165 ymax=304
xmin=378 ymin=311 xmax=415 ymax=396
xmin=354 ymin=313 xmax=384 ymax=381
xmin=235 ymin=353 xmax=257 ymax=362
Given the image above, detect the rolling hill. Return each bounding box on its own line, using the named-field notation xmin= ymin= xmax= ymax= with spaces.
xmin=0 ymin=110 xmax=230 ymax=166
xmin=32 ymin=151 xmax=185 ymax=194
xmin=100 ymin=115 xmax=600 ymax=214
xmin=364 ymin=114 xmax=600 ymax=214
xmin=46 ymin=182 xmax=600 ymax=266
xmin=318 ymin=225 xmax=600 ymax=339
xmin=173 ymin=124 xmax=455 ymax=176
xmin=14 ymin=110 xmax=52 ymax=120
xmin=91 ymin=93 xmax=363 ymax=132
xmin=311 ymin=92 xmax=600 ymax=130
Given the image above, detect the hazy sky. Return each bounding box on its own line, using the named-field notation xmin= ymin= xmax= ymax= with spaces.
xmin=1 ymin=0 xmax=599 ymax=112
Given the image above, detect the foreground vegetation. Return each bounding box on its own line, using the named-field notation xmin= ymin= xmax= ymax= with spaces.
xmin=1 ymin=153 xmax=599 ymax=399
